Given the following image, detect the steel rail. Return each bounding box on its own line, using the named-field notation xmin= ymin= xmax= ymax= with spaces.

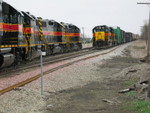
xmin=0 ymin=46 xmax=118 ymax=95
xmin=0 ymin=47 xmax=94 ymax=76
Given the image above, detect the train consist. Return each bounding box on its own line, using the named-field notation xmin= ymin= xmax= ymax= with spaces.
xmin=0 ymin=1 xmax=82 ymax=68
xmin=0 ymin=0 xmax=138 ymax=68
xmin=92 ymin=25 xmax=137 ymax=48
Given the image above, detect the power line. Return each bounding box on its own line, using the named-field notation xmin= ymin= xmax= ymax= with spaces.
xmin=137 ymin=3 xmax=150 ymax=4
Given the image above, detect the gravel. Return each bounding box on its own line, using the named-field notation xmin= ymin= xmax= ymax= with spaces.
xmin=0 ymin=41 xmax=139 ymax=113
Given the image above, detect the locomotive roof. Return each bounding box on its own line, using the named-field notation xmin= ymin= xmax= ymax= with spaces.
xmin=93 ymin=25 xmax=109 ymax=30
xmin=3 ymin=1 xmax=24 ymax=16
xmin=21 ymin=11 xmax=35 ymax=20
xmin=60 ymin=22 xmax=79 ymax=30
xmin=42 ymin=19 xmax=65 ymax=28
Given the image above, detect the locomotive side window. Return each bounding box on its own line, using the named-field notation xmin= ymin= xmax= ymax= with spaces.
xmin=0 ymin=2 xmax=2 ymax=22
xmin=10 ymin=14 xmax=18 ymax=24
xmin=3 ymin=14 xmax=9 ymax=23
xmin=42 ymin=21 xmax=47 ymax=27
xmin=48 ymin=21 xmax=54 ymax=26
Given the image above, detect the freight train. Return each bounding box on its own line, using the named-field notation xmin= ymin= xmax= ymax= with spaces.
xmin=0 ymin=1 xmax=82 ymax=68
xmin=0 ymin=0 xmax=138 ymax=68
xmin=92 ymin=25 xmax=137 ymax=48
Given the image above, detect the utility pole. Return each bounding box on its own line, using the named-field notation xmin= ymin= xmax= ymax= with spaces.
xmin=82 ymin=27 xmax=85 ymax=44
xmin=137 ymin=2 xmax=150 ymax=57
xmin=137 ymin=2 xmax=150 ymax=98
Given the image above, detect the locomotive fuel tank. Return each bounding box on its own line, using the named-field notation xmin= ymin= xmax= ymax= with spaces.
xmin=0 ymin=48 xmax=15 ymax=68
xmin=72 ymin=44 xmax=79 ymax=50
xmin=52 ymin=44 xmax=62 ymax=54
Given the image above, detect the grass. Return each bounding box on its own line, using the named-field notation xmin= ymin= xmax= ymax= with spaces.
xmin=125 ymin=91 xmax=136 ymax=95
xmin=124 ymin=80 xmax=137 ymax=86
xmin=128 ymin=100 xmax=150 ymax=113
xmin=123 ymin=80 xmax=150 ymax=113
xmin=133 ymin=46 xmax=146 ymax=50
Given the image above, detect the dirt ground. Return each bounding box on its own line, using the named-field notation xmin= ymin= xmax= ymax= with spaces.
xmin=1 ymin=40 xmax=149 ymax=113
xmin=45 ymin=40 xmax=149 ymax=113
xmin=45 ymin=58 xmax=139 ymax=113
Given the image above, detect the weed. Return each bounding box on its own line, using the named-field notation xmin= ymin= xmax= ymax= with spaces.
xmin=133 ymin=46 xmax=146 ymax=50
xmin=128 ymin=100 xmax=150 ymax=113
xmin=125 ymin=91 xmax=136 ymax=95
xmin=124 ymin=80 xmax=136 ymax=86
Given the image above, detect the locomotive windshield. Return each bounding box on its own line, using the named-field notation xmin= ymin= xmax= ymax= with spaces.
xmin=93 ymin=26 xmax=109 ymax=32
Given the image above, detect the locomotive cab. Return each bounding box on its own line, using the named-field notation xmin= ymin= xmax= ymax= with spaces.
xmin=92 ymin=25 xmax=110 ymax=47
xmin=0 ymin=1 xmax=25 ymax=67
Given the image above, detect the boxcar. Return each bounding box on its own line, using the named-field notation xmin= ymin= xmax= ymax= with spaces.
xmin=113 ymin=26 xmax=122 ymax=44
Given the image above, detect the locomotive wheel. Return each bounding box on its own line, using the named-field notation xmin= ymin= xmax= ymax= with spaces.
xmin=60 ymin=46 xmax=65 ymax=53
xmin=47 ymin=48 xmax=52 ymax=55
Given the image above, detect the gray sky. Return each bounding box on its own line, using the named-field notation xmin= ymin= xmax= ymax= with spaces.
xmin=4 ymin=0 xmax=150 ymax=37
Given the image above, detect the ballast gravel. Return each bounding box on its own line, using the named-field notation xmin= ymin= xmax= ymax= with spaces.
xmin=0 ymin=42 xmax=137 ymax=113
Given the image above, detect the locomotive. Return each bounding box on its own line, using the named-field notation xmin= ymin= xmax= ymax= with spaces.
xmin=92 ymin=25 xmax=113 ymax=47
xmin=92 ymin=25 xmax=136 ymax=48
xmin=0 ymin=0 xmax=82 ymax=68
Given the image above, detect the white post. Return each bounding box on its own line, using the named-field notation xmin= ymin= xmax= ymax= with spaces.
xmin=40 ymin=51 xmax=44 ymax=96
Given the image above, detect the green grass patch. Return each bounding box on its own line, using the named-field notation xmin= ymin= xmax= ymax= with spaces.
xmin=124 ymin=80 xmax=136 ymax=86
xmin=133 ymin=46 xmax=146 ymax=50
xmin=125 ymin=91 xmax=136 ymax=95
xmin=128 ymin=100 xmax=150 ymax=113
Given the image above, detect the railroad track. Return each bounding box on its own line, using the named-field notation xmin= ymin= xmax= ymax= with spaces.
xmin=0 ymin=46 xmax=119 ymax=95
xmin=0 ymin=47 xmax=94 ymax=77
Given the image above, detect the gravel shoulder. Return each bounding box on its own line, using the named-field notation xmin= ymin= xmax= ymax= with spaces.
xmin=0 ymin=40 xmax=149 ymax=113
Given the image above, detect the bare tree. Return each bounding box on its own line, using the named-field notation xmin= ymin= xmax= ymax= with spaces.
xmin=141 ymin=20 xmax=150 ymax=99
xmin=141 ymin=20 xmax=148 ymax=45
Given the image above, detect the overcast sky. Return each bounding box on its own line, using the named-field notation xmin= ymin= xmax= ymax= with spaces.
xmin=4 ymin=0 xmax=150 ymax=37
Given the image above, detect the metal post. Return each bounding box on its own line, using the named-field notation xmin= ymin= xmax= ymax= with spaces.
xmin=148 ymin=10 xmax=150 ymax=98
xmin=40 ymin=51 xmax=44 ymax=96
xmin=147 ymin=9 xmax=150 ymax=56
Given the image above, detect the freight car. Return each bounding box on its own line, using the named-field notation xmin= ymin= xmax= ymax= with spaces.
xmin=113 ymin=26 xmax=122 ymax=45
xmin=93 ymin=25 xmax=136 ymax=48
xmin=125 ymin=32 xmax=133 ymax=42
xmin=0 ymin=1 xmax=82 ymax=68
